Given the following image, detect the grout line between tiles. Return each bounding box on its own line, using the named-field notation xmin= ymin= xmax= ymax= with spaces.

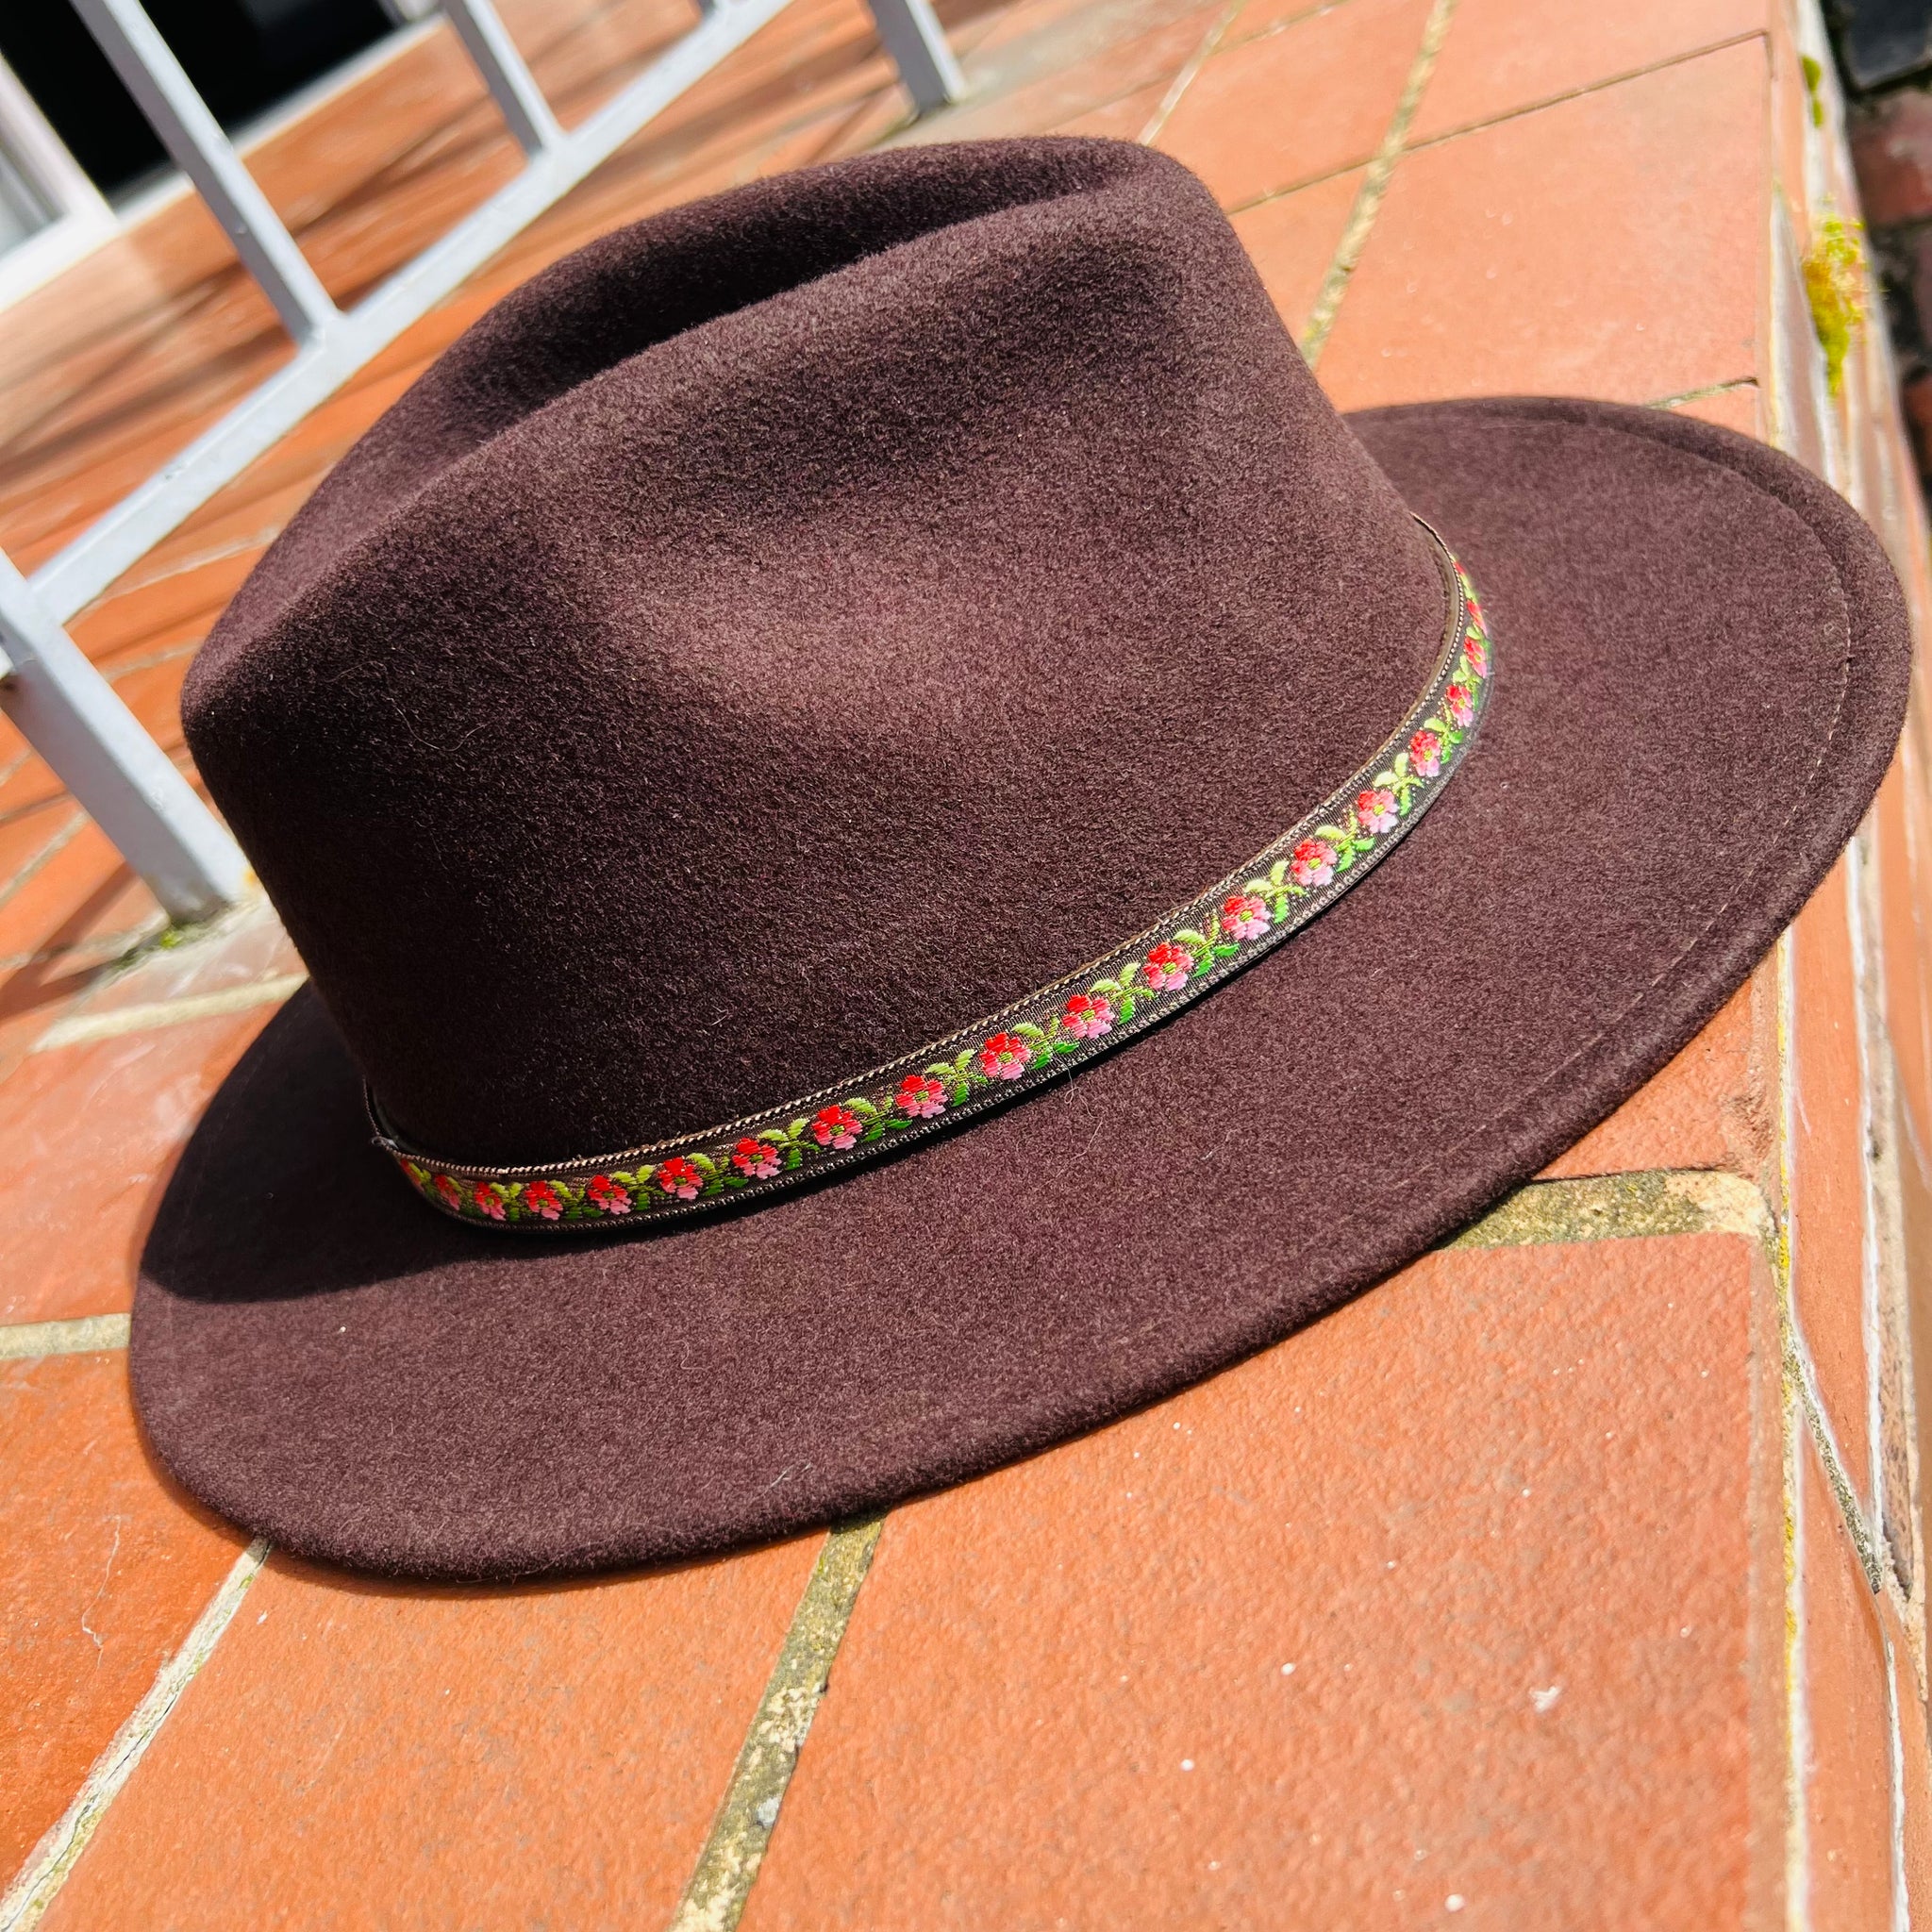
xmin=32 ymin=973 xmax=307 ymax=1050
xmin=1136 ymin=0 xmax=1244 ymax=145
xmin=0 ymin=811 xmax=86 ymax=916
xmin=1889 ymin=1622 xmax=1911 ymax=1932
xmin=1398 ymin=31 xmax=1763 ymax=158
xmin=668 ymin=1517 xmax=885 ymax=1932
xmin=0 ymin=1539 xmax=269 ymax=1932
xmin=1299 ymin=0 xmax=1457 ymax=363
xmin=0 ymin=1314 xmax=130 ymax=1360
xmin=1645 ymin=377 xmax=1758 ymax=411
xmin=1776 ymin=925 xmax=1813 ymax=1931
xmin=1449 ymin=1168 xmax=1772 ymax=1248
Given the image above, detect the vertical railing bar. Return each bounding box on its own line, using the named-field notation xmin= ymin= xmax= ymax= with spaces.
xmin=439 ymin=0 xmax=564 ymax=156
xmin=0 ymin=558 xmax=246 ymax=924
xmin=863 ymin=0 xmax=965 ymax=113
xmin=66 ymin=0 xmax=339 ymax=345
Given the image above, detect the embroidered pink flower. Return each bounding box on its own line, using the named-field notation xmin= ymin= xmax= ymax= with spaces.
xmin=1357 ymin=786 xmax=1399 ymax=833
xmin=732 ymin=1137 xmax=781 ymax=1178
xmin=1462 ymin=632 xmax=1488 ymax=680
xmin=654 ymin=1158 xmax=702 ymax=1201
xmin=812 ymin=1104 xmax=864 ymax=1148
xmin=1063 ymin=992 xmax=1114 ymax=1040
xmin=1221 ymin=893 xmax=1270 ymax=942
xmin=1445 ymin=681 xmax=1474 ymax=728
xmin=472 ymin=1182 xmax=506 ymax=1221
xmin=1408 ymin=728 xmax=1442 ymax=777
xmin=1143 ymin=941 xmax=1191 ymax=991
xmin=980 ymin=1033 xmax=1034 ymax=1080
xmin=1290 ymin=838 xmax=1337 ymax=888
xmin=524 ymin=1179 xmax=563 ymax=1221
xmin=433 ymin=1173 xmax=463 ymax=1210
xmin=895 ymin=1074 xmax=947 ymax=1118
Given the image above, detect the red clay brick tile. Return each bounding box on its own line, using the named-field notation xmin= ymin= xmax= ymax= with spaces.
xmin=1230 ymin=170 xmax=1362 ymax=341
xmin=906 ymin=1 xmax=1222 ymax=146
xmin=0 ymin=1008 xmax=278 ymax=1325
xmin=0 ymin=823 xmax=161 ymax=1020
xmin=1674 ymin=383 xmax=1765 ymax=437
xmin=39 ymin=1538 xmax=822 ymax=1929
xmin=1789 ymin=858 xmax=1874 ymax=1500
xmin=1769 ymin=4 xmax=1807 ymax=257
xmin=1879 ymin=1591 xmax=1932 ymax=1919
xmin=1875 ymin=757 xmax=1932 ymax=1190
xmin=1319 ymin=46 xmax=1765 ymax=409
xmin=1801 ymin=1434 xmax=1894 ymax=1927
xmin=1156 ymin=0 xmax=1429 ymax=209
xmin=1541 ymin=971 xmax=1776 ymax=1186
xmin=1409 ymin=0 xmax=1765 ymax=145
xmin=748 ymin=1234 xmax=1786 ymax=1929
xmin=1051 ymin=77 xmax=1168 ymax=140
xmin=0 ymin=1351 xmax=247 ymax=1876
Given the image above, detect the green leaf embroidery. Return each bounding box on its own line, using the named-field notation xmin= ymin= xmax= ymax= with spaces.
xmin=847 ymin=1097 xmax=879 ymax=1120
xmin=1013 ymin=1022 xmax=1046 ymax=1041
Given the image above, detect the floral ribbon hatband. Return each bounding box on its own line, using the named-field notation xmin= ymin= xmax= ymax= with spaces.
xmin=374 ymin=524 xmax=1492 ymax=1231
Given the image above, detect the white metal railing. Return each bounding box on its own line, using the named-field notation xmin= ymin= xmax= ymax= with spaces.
xmin=0 ymin=0 xmax=962 ymax=924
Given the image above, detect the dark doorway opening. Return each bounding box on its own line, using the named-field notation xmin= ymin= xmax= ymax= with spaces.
xmin=0 ymin=0 xmax=395 ymax=199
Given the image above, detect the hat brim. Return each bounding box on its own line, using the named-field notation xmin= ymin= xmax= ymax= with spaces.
xmin=131 ymin=398 xmax=1909 ymax=1581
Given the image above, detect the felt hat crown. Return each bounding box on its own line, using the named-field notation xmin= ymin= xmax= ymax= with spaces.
xmin=183 ymin=137 xmax=1445 ymax=1169
xmin=136 ymin=136 xmax=1911 ymax=1581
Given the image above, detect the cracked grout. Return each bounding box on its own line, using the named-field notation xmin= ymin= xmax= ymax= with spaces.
xmin=0 ymin=1314 xmax=131 ymax=1360
xmin=0 ymin=1539 xmax=268 ymax=1932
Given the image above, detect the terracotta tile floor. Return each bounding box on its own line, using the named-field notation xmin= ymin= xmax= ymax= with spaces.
xmin=4 ymin=0 xmax=1932 ymax=1924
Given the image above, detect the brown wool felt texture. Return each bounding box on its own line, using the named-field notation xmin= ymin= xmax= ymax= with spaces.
xmin=134 ymin=137 xmax=1910 ymax=1581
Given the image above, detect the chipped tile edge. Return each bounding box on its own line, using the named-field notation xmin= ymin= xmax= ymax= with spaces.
xmin=667 ymin=1517 xmax=886 ymax=1932
xmin=0 ymin=1314 xmax=130 ymax=1360
xmin=0 ymin=1539 xmax=268 ymax=1932
xmin=31 ymin=973 xmax=307 ymax=1050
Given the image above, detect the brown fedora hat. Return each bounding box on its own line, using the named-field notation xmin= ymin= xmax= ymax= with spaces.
xmin=133 ymin=137 xmax=1909 ymax=1582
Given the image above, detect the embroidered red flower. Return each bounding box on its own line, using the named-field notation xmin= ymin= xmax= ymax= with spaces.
xmin=1221 ymin=893 xmax=1270 ymax=942
xmin=432 ymin=1172 xmax=462 ymax=1209
xmin=524 ymin=1179 xmax=563 ymax=1221
xmin=590 ymin=1172 xmax=636 ymax=1213
xmin=1063 ymin=991 xmax=1114 ymax=1040
xmin=895 ymin=1074 xmax=947 ymax=1118
xmin=812 ymin=1104 xmax=865 ymax=1148
xmin=1445 ymin=681 xmax=1474 ymax=728
xmin=1357 ymin=786 xmax=1399 ymax=833
xmin=1290 ymin=838 xmax=1337 ymax=889
xmin=732 ymin=1137 xmax=781 ymax=1178
xmin=472 ymin=1182 xmax=506 ymax=1221
xmin=980 ymin=1033 xmax=1034 ymax=1080
xmin=1143 ymin=941 xmax=1191 ymax=991
xmin=1408 ymin=728 xmax=1443 ymax=777
xmin=654 ymin=1158 xmax=702 ymax=1201
xmin=1462 ymin=631 xmax=1489 ymax=680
